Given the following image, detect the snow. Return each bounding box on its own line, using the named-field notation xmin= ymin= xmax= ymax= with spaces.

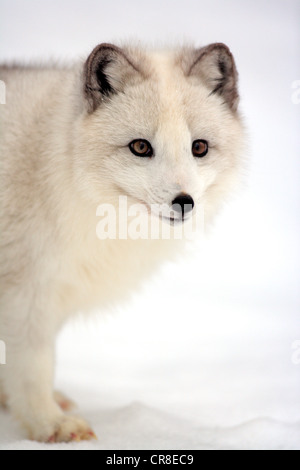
xmin=1 ymin=270 xmax=299 ymax=450
xmin=0 ymin=0 xmax=299 ymax=451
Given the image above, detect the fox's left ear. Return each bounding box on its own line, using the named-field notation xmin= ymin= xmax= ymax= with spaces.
xmin=84 ymin=43 xmax=142 ymax=113
xmin=186 ymin=43 xmax=239 ymax=111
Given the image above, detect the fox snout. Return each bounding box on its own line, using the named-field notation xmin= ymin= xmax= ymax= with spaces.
xmin=171 ymin=193 xmax=195 ymax=219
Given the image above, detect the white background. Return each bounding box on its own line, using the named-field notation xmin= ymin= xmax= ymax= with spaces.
xmin=0 ymin=0 xmax=299 ymax=450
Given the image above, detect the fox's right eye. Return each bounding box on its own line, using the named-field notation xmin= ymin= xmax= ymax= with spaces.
xmin=192 ymin=139 xmax=209 ymax=158
xmin=129 ymin=139 xmax=153 ymax=157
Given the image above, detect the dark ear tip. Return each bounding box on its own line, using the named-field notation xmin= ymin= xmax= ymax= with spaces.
xmin=207 ymin=43 xmax=235 ymax=63
xmin=87 ymin=43 xmax=121 ymax=60
xmin=211 ymin=42 xmax=232 ymax=53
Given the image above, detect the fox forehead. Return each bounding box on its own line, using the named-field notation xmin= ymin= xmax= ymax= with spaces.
xmin=148 ymin=53 xmax=195 ymax=134
xmin=98 ymin=53 xmax=221 ymax=145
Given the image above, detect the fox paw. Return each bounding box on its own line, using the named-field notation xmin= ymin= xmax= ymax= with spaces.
xmin=29 ymin=415 xmax=97 ymax=443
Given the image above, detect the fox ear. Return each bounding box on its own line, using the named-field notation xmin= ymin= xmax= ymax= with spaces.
xmin=187 ymin=43 xmax=239 ymax=111
xmin=84 ymin=43 xmax=141 ymax=112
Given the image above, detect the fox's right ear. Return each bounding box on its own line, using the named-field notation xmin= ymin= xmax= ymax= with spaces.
xmin=84 ymin=43 xmax=142 ymax=113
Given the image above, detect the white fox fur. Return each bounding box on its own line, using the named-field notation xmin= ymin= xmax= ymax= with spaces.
xmin=0 ymin=43 xmax=244 ymax=442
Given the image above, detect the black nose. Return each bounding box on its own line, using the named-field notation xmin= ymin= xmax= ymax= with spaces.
xmin=171 ymin=193 xmax=194 ymax=217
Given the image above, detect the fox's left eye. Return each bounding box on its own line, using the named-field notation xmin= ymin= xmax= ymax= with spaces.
xmin=129 ymin=139 xmax=153 ymax=157
xmin=192 ymin=139 xmax=208 ymax=158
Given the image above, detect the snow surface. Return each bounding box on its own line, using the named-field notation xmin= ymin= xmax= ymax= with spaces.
xmin=0 ymin=0 xmax=299 ymax=451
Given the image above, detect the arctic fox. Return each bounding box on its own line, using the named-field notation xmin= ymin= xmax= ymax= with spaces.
xmin=0 ymin=43 xmax=244 ymax=442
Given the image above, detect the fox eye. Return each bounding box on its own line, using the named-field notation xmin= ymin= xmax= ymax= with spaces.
xmin=192 ymin=139 xmax=208 ymax=158
xmin=129 ymin=139 xmax=153 ymax=157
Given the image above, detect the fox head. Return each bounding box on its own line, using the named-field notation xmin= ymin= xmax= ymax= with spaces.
xmin=74 ymin=43 xmax=244 ymax=226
